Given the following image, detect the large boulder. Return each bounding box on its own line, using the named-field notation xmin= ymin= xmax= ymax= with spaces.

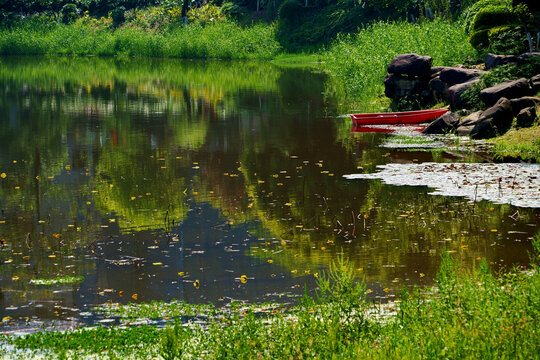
xmin=429 ymin=76 xmax=447 ymax=98
xmin=510 ymin=96 xmax=540 ymax=116
xmin=530 ymin=74 xmax=540 ymax=93
xmin=447 ymin=79 xmax=479 ymax=110
xmin=457 ymin=98 xmax=513 ymax=139
xmin=484 ymin=53 xmax=518 ymax=69
xmin=480 ymin=78 xmax=531 ymax=106
xmin=516 ymin=107 xmax=537 ymax=128
xmin=478 ymin=97 xmax=514 ymax=134
xmin=384 ymin=74 xmax=430 ymax=99
xmin=422 ymin=112 xmax=460 ymax=134
xmin=439 ymin=67 xmax=485 ymax=86
xmin=456 ymin=110 xmax=483 ymax=136
xmin=387 ymin=54 xmax=433 ymax=78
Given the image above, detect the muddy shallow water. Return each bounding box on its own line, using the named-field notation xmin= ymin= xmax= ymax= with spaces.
xmin=0 ymin=57 xmax=538 ymax=331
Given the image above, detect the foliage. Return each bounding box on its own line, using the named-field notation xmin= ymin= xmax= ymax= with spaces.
xmin=111 ymin=6 xmax=126 ymax=27
xmin=461 ymin=57 xmax=540 ymax=110
xmin=187 ymin=4 xmax=226 ymax=25
xmin=490 ymin=126 xmax=540 ymax=162
xmin=0 ymin=20 xmax=281 ymax=59
xmin=324 ymin=19 xmax=476 ymax=110
xmin=461 ymin=0 xmax=512 ymax=33
xmin=5 ymin=247 xmax=540 ymax=358
xmin=488 ymin=25 xmax=528 ymax=54
xmin=61 ymin=3 xmax=79 ymax=24
xmin=468 ymin=2 xmax=522 ymax=51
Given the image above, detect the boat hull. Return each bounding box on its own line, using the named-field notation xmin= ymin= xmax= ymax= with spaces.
xmin=350 ymin=109 xmax=448 ymax=125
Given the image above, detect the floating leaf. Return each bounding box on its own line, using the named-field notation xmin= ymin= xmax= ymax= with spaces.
xmin=132 ymin=293 xmax=138 ymax=300
xmin=240 ymin=275 xmax=248 ymax=284
xmin=193 ymin=280 xmax=200 ymax=289
xmin=0 ymin=173 xmax=6 ymax=179
xmin=178 ymin=272 xmax=185 ymax=276
xmin=153 ymin=262 xmax=163 ymax=266
xmin=267 ymin=259 xmax=274 ymax=264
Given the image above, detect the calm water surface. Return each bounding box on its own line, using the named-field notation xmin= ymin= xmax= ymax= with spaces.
xmin=0 ymin=57 xmax=538 ymax=329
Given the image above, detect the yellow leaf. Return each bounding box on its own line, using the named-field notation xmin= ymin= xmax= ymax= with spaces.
xmin=240 ymin=275 xmax=248 ymax=284
xmin=193 ymin=280 xmax=200 ymax=289
xmin=132 ymin=293 xmax=138 ymax=300
xmin=48 ymin=254 xmax=56 ymax=258
xmin=419 ymin=273 xmax=425 ymax=278
xmin=0 ymin=173 xmax=6 ymax=179
xmin=267 ymin=259 xmax=274 ymax=264
xmin=12 ymin=276 xmax=19 ymax=281
xmin=153 ymin=262 xmax=163 ymax=266
xmin=178 ymin=272 xmax=185 ymax=276
xmin=52 ymin=233 xmax=61 ymax=239
xmin=130 ymin=196 xmax=136 ymax=200
xmin=284 ymin=203 xmax=292 ymax=207
xmin=65 ymin=165 xmax=71 ymax=170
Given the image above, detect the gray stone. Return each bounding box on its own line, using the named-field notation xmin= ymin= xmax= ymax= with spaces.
xmin=430 ymin=66 xmax=452 ymax=77
xmin=429 ymin=77 xmax=447 ymax=98
xmin=422 ymin=112 xmax=460 ymax=134
xmin=479 ymin=97 xmax=514 ymax=134
xmin=530 ymin=74 xmax=540 ymax=93
xmin=484 ymin=53 xmax=518 ymax=70
xmin=387 ymin=54 xmax=433 ymax=78
xmin=456 ymin=111 xmax=483 ymax=136
xmin=446 ymin=79 xmax=479 ymax=110
xmin=510 ymin=96 xmax=540 ymax=116
xmin=384 ymin=74 xmax=430 ymax=99
xmin=516 ymin=106 xmax=537 ymax=128
xmin=479 ymin=78 xmax=531 ymax=106
xmin=470 ymin=119 xmax=496 ymax=139
xmin=439 ymin=67 xmax=485 ymax=86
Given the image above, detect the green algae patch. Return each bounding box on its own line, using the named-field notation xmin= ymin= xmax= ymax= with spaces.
xmin=29 ymin=276 xmax=84 ymax=286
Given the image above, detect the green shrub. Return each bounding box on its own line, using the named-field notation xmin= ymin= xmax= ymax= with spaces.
xmin=488 ymin=25 xmax=528 ymax=54
xmin=461 ymin=0 xmax=512 ymax=33
xmin=278 ymin=0 xmax=304 ymax=23
xmin=111 ymin=6 xmax=126 ymax=27
xmin=471 ymin=5 xmax=516 ymax=31
xmin=469 ymin=28 xmax=490 ymax=49
xmin=61 ymin=3 xmax=79 ymax=24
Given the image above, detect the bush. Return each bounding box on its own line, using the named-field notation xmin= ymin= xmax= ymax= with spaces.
xmin=61 ymin=3 xmax=79 ymax=24
xmin=488 ymin=26 xmax=528 ymax=54
xmin=111 ymin=6 xmax=126 ymax=27
xmin=471 ymin=5 xmax=517 ymax=31
xmin=461 ymin=0 xmax=512 ymax=33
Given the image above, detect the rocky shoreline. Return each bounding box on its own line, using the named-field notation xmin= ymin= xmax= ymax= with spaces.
xmin=384 ymin=53 xmax=540 ymax=141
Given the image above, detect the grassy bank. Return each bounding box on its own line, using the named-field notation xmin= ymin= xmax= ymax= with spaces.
xmin=0 ymin=20 xmax=280 ymax=59
xmin=323 ymin=19 xmax=477 ymax=110
xmin=490 ymin=126 xmax=540 ymax=162
xmin=3 ymin=241 xmax=539 ymax=359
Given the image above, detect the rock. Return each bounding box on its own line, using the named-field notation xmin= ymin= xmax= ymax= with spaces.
xmin=422 ymin=112 xmax=460 ymax=134
xmin=516 ymin=106 xmax=537 ymax=128
xmin=429 ymin=77 xmax=447 ymax=98
xmin=530 ymin=74 xmax=540 ymax=93
xmin=479 ymin=78 xmax=531 ymax=106
xmin=517 ymin=52 xmax=540 ymax=64
xmin=439 ymin=67 xmax=485 ymax=86
xmin=456 ymin=110 xmax=483 ymax=136
xmin=384 ymin=74 xmax=430 ymax=99
xmin=479 ymin=97 xmax=514 ymax=134
xmin=430 ymin=66 xmax=452 ymax=77
xmin=387 ymin=54 xmax=433 ymax=78
xmin=510 ymin=96 xmax=540 ymax=116
xmin=485 ymin=53 xmax=518 ymax=69
xmin=457 ymin=98 xmax=513 ymax=139
xmin=469 ymin=119 xmax=496 ymax=139
xmin=446 ymin=79 xmax=479 ymax=110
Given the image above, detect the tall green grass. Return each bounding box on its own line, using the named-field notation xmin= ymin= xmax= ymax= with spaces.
xmin=0 ymin=21 xmax=281 ymax=59
xmin=4 ymin=241 xmax=540 ymax=359
xmin=324 ymin=19 xmax=478 ymax=111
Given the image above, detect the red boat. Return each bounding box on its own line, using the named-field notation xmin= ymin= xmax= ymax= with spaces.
xmin=350 ymin=108 xmax=448 ymax=125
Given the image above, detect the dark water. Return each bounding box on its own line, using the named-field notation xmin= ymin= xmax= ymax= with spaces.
xmin=0 ymin=57 xmax=538 ymax=329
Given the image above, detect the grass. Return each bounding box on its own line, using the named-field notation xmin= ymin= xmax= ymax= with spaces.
xmin=3 ymin=242 xmax=540 ymax=359
xmin=490 ymin=126 xmax=540 ymax=162
xmin=324 ymin=19 xmax=478 ymax=111
xmin=0 ymin=21 xmax=281 ymax=59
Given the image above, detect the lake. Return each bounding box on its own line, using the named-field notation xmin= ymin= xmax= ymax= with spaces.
xmin=0 ymin=57 xmax=538 ymax=331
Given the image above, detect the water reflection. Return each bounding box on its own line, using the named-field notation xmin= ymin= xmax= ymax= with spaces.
xmin=0 ymin=57 xmax=537 ymax=328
